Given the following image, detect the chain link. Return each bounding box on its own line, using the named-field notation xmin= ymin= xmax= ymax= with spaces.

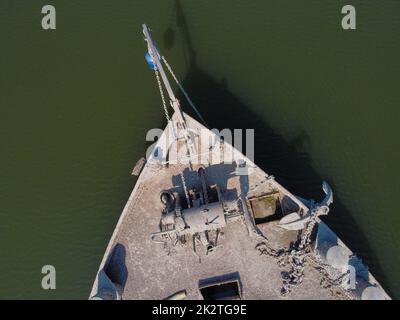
xmin=154 ymin=67 xmax=191 ymax=208
xmin=257 ymin=205 xmax=349 ymax=297
xmin=154 ymin=69 xmax=171 ymax=123
xmin=180 ymin=171 xmax=191 ymax=208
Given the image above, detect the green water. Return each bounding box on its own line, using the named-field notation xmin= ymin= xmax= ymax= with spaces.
xmin=0 ymin=0 xmax=399 ymax=299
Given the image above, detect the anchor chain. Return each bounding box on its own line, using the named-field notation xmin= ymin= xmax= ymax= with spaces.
xmin=257 ymin=206 xmax=348 ymax=297
xmin=154 ymin=67 xmax=191 ymax=209
xmin=180 ymin=171 xmax=191 ymax=209
xmin=154 ymin=68 xmax=171 ymax=123
xmin=280 ymin=207 xmax=321 ymax=295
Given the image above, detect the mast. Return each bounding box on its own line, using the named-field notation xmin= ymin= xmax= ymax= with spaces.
xmin=142 ymin=24 xmax=197 ymax=158
xmin=143 ymin=25 xmax=179 ymax=110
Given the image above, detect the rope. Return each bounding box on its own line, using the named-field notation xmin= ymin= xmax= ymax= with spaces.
xmin=161 ymin=56 xmax=208 ymax=127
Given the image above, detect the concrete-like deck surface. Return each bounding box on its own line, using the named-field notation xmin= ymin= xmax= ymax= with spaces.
xmin=90 ymin=112 xmax=389 ymax=300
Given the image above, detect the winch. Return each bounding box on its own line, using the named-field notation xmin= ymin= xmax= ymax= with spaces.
xmin=151 ymin=167 xmax=239 ymax=253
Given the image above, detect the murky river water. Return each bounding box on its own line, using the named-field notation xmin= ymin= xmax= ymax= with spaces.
xmin=0 ymin=0 xmax=399 ymax=298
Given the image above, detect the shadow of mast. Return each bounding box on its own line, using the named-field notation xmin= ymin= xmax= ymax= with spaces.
xmin=160 ymin=0 xmax=392 ymax=297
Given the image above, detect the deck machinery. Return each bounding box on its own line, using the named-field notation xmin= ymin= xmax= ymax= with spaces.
xmin=152 ymin=167 xmax=241 ymax=256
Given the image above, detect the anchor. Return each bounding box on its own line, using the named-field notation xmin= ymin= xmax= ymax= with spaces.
xmin=278 ymin=181 xmax=333 ymax=231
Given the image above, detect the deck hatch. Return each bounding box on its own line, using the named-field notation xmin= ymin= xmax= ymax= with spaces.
xmin=248 ymin=191 xmax=281 ymax=224
xmin=199 ymin=273 xmax=241 ymax=300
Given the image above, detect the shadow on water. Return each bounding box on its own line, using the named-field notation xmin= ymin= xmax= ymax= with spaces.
xmin=156 ymin=0 xmax=392 ymax=296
